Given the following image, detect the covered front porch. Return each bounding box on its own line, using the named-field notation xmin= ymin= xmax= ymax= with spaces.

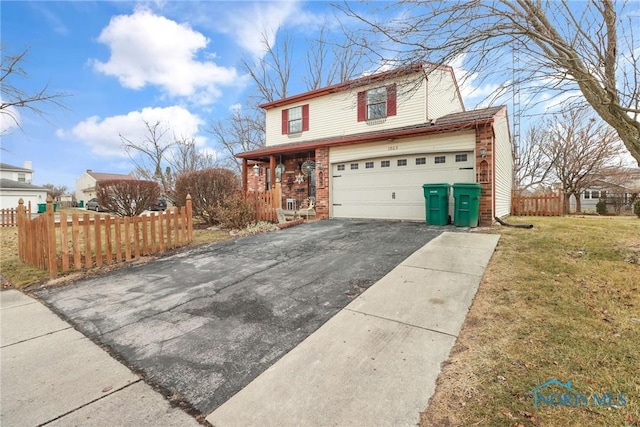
xmin=240 ymin=146 xmax=329 ymax=219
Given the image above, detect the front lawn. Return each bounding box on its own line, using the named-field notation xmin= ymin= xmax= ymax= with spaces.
xmin=422 ymin=215 xmax=640 ymax=426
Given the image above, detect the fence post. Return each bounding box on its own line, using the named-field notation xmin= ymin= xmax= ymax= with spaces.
xmin=186 ymin=194 xmax=193 ymax=243
xmin=273 ymin=180 xmax=282 ymax=209
xmin=17 ymin=198 xmax=25 ymax=260
xmin=45 ymin=195 xmax=58 ymax=279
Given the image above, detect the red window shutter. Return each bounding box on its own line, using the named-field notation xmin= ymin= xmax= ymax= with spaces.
xmin=302 ymin=104 xmax=309 ymax=131
xmin=357 ymin=91 xmax=366 ymax=122
xmin=387 ymin=83 xmax=397 ymax=116
xmin=281 ymin=109 xmax=288 ymax=134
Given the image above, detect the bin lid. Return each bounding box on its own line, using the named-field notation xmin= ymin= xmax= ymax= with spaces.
xmin=422 ymin=183 xmax=451 ymax=188
xmin=452 ymin=182 xmax=482 ymax=188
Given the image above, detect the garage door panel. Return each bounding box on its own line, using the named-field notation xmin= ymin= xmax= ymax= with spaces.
xmin=332 ymin=152 xmax=474 ymax=220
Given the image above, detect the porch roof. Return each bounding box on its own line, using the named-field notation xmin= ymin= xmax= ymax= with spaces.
xmin=237 ymin=106 xmax=505 ymax=160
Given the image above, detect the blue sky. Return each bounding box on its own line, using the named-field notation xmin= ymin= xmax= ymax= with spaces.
xmin=2 ymin=1 xmax=380 ymax=190
xmin=1 ymin=1 xmax=637 ymax=191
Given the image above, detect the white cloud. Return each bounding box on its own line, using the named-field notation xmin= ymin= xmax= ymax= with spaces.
xmin=58 ymin=106 xmax=203 ymax=158
xmin=91 ymin=9 xmax=239 ymax=104
xmin=217 ymin=1 xmax=300 ymax=58
xmin=0 ymin=103 xmax=21 ymax=135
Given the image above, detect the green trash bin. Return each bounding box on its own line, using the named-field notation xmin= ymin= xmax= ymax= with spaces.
xmin=37 ymin=203 xmax=46 ymax=214
xmin=422 ymin=183 xmax=450 ymax=225
xmin=79 ymin=200 xmax=84 ymax=208
xmin=452 ymin=183 xmax=482 ymax=227
xmin=53 ymin=203 xmax=58 ymax=212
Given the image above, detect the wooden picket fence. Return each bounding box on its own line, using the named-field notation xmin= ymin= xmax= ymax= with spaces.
xmin=16 ymin=195 xmax=193 ymax=279
xmin=511 ymin=189 xmax=563 ymax=216
xmin=246 ymin=182 xmax=281 ymax=223
xmin=1 ymin=202 xmax=31 ymax=227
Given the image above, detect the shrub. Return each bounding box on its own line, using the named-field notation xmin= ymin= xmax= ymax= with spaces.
xmin=596 ymin=200 xmax=607 ymax=215
xmin=174 ymin=168 xmax=239 ymax=225
xmin=634 ymin=199 xmax=640 ymax=218
xmin=96 ymin=179 xmax=160 ymax=216
xmin=215 ymin=193 xmax=255 ymax=229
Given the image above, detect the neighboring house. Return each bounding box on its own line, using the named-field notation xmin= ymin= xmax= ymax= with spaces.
xmin=75 ymin=169 xmax=137 ymax=206
xmin=0 ymin=162 xmax=48 ymax=210
xmin=569 ymin=169 xmax=640 ymax=212
xmin=237 ymin=63 xmax=512 ymax=226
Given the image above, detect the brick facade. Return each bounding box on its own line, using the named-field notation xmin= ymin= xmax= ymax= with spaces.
xmin=475 ymin=123 xmax=494 ymax=226
xmin=314 ymin=147 xmax=330 ymax=219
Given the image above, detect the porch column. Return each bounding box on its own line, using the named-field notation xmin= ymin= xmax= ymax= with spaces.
xmin=269 ymin=155 xmax=276 ymax=189
xmin=242 ymin=158 xmax=248 ymax=193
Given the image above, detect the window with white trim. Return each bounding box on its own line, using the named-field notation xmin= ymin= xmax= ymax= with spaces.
xmin=357 ymin=84 xmax=397 ymax=122
xmin=397 ymin=159 xmax=407 ymax=166
xmin=416 ymin=157 xmax=426 ymax=165
xmin=381 ymin=160 xmax=390 ymax=168
xmin=435 ymin=156 xmax=446 ymax=164
xmin=337 ymin=164 xmax=345 ymax=171
xmin=366 ymin=87 xmax=387 ymax=119
xmin=365 ymin=162 xmax=374 ymax=169
xmin=455 ymin=154 xmax=468 ymax=162
xmin=288 ymin=106 xmax=302 ymax=133
xmin=350 ymin=163 xmax=359 ymax=170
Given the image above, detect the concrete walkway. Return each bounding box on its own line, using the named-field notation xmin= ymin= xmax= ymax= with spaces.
xmin=207 ymin=231 xmax=500 ymax=427
xmin=0 ymin=290 xmax=200 ymax=427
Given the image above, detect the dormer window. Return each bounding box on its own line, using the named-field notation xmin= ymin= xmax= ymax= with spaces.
xmin=281 ymin=104 xmax=309 ymax=135
xmin=357 ymin=83 xmax=397 ymax=122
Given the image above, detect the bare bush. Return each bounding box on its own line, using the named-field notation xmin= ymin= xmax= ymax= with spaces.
xmin=174 ymin=168 xmax=239 ymax=226
xmin=96 ymin=179 xmax=160 ymax=217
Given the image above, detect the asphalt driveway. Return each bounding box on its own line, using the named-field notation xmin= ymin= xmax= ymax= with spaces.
xmin=35 ymin=219 xmax=448 ymax=415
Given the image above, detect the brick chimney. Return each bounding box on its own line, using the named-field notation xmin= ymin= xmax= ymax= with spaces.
xmin=23 ymin=161 xmax=32 ymax=170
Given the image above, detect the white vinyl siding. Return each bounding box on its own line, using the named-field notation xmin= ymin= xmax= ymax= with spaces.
xmin=427 ymin=68 xmax=465 ymax=119
xmin=265 ymin=69 xmax=464 ymax=147
xmin=493 ymin=113 xmax=513 ymax=218
xmin=329 ymin=132 xmax=475 ymax=164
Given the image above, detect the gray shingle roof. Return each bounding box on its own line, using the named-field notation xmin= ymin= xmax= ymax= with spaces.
xmin=0 ymin=162 xmax=31 ymax=172
xmin=0 ymin=178 xmax=47 ymax=190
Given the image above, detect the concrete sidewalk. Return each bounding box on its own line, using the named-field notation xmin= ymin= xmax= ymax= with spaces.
xmin=207 ymin=231 xmax=500 ymax=427
xmin=0 ymin=290 xmax=200 ymax=427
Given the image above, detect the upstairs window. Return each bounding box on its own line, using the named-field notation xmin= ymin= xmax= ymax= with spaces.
xmin=18 ymin=173 xmax=26 ymax=183
xmin=281 ymin=104 xmax=309 ymax=134
xmin=357 ymin=83 xmax=397 ymax=122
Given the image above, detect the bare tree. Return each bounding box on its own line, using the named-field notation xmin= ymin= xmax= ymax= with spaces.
xmin=339 ymin=1 xmax=640 ymax=165
xmin=514 ymin=126 xmax=554 ymax=192
xmin=304 ymin=23 xmax=367 ymax=91
xmin=241 ymin=32 xmax=294 ymax=104
xmin=120 ymin=120 xmax=175 ymax=195
xmin=42 ymin=183 xmax=68 ymax=201
xmin=1 ymin=47 xmax=68 ymax=135
xmin=206 ymin=107 xmax=265 ymax=175
xmin=540 ymin=109 xmax=624 ymax=213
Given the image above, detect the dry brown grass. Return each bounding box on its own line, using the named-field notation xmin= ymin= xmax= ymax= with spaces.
xmin=421 ymin=215 xmax=640 ymax=427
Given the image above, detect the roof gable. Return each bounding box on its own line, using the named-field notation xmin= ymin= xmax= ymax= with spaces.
xmin=259 ymin=63 xmax=457 ymax=110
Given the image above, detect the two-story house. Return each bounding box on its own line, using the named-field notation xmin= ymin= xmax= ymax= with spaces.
xmin=75 ymin=169 xmax=137 ymax=207
xmin=237 ymin=64 xmax=513 ymax=226
xmin=0 ymin=161 xmax=48 ymax=210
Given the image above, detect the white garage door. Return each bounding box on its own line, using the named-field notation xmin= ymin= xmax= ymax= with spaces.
xmin=331 ymin=152 xmax=474 ymax=220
